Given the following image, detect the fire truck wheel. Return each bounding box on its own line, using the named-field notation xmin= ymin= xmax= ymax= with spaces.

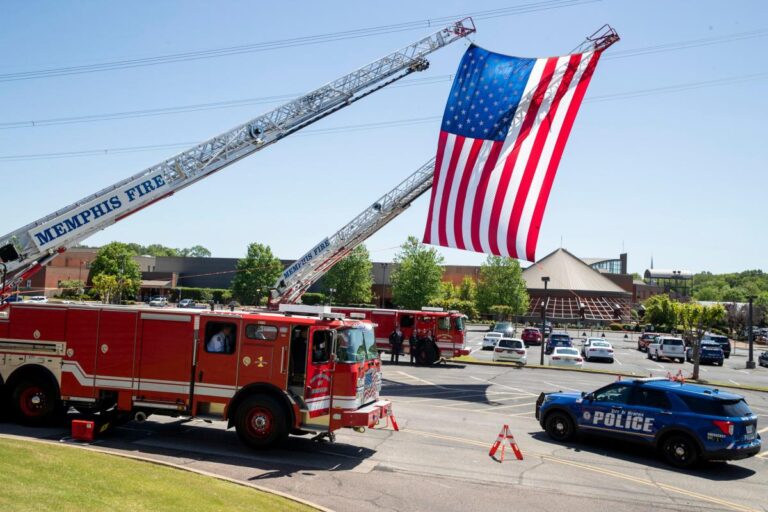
xmin=11 ymin=378 xmax=58 ymax=426
xmin=235 ymin=395 xmax=288 ymax=449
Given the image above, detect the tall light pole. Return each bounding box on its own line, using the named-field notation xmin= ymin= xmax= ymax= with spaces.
xmin=540 ymin=276 xmax=550 ymax=365
xmin=328 ymin=288 xmax=336 ymax=306
xmin=381 ymin=263 xmax=388 ymax=307
xmin=747 ymin=296 xmax=756 ymax=369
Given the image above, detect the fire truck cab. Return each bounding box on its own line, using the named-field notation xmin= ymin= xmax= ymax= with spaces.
xmin=331 ymin=306 xmax=468 ymax=363
xmin=0 ymin=303 xmax=390 ymax=448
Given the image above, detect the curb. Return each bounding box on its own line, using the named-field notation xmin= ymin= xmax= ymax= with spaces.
xmin=0 ymin=433 xmax=334 ymax=512
xmin=451 ymin=356 xmax=768 ymax=394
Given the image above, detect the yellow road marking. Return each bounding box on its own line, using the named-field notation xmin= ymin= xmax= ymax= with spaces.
xmin=485 ymin=401 xmax=537 ymax=411
xmin=398 ymin=428 xmax=759 ymax=512
xmin=756 ymin=451 xmax=768 ymax=459
xmin=394 ymin=371 xmax=438 ymax=387
xmin=757 ymin=426 xmax=768 ymax=434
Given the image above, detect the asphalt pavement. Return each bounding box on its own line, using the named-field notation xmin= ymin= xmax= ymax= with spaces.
xmin=1 ymin=354 xmax=766 ymax=512
xmin=469 ymin=326 xmax=768 ymax=388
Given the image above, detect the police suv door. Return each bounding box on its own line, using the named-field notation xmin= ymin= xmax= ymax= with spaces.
xmin=624 ymin=386 xmax=673 ymax=443
xmin=577 ymin=383 xmax=634 ymax=438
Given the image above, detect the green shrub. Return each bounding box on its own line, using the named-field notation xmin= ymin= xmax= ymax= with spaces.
xmin=608 ymin=323 xmax=623 ymax=331
xmin=301 ymin=293 xmax=326 ymax=305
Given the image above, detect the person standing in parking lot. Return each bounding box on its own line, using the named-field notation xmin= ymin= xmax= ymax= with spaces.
xmin=389 ymin=327 xmax=404 ymax=364
xmin=409 ymin=330 xmax=418 ymax=364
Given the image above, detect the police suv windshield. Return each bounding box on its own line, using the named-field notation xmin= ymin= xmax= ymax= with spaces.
xmin=336 ymin=325 xmax=378 ymax=363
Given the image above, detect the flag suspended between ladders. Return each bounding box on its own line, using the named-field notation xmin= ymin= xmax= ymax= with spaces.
xmin=423 ymin=44 xmax=602 ymax=262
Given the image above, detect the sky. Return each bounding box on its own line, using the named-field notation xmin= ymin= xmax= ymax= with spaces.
xmin=1 ymin=0 xmax=766 ymax=275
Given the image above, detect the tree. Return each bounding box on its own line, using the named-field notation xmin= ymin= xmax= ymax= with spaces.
xmin=58 ymin=279 xmax=85 ymax=299
xmin=322 ymin=245 xmax=373 ymax=304
xmin=142 ymin=244 xmax=181 ymax=257
xmin=458 ymin=277 xmax=477 ymax=302
xmin=89 ymin=242 xmax=141 ymax=302
xmin=180 ymin=245 xmax=212 ymax=258
xmin=230 ymin=243 xmax=283 ymax=305
xmin=682 ymin=303 xmax=726 ymax=380
xmin=643 ymin=294 xmax=678 ymax=330
xmin=390 ymin=236 xmax=444 ymax=309
xmin=475 ymin=255 xmax=529 ymax=316
xmin=92 ymin=274 xmax=119 ymax=304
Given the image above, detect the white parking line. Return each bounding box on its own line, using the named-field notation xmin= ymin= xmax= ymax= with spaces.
xmin=729 ymin=379 xmax=739 ymax=385
xmin=488 ymin=401 xmax=537 ymax=411
xmin=542 ymin=381 xmax=580 ymax=392
xmin=758 ymin=426 xmax=768 ymax=435
xmin=613 ymin=357 xmax=623 ymax=366
xmin=469 ymin=376 xmax=537 ymax=395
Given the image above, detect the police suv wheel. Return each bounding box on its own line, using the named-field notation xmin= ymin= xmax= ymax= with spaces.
xmin=661 ymin=434 xmax=699 ymax=468
xmin=544 ymin=411 xmax=575 ymax=442
xmin=235 ymin=395 xmax=288 ymax=449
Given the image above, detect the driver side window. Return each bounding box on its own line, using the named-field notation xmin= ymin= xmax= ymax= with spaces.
xmin=593 ymin=384 xmax=632 ymax=404
xmin=312 ymin=330 xmax=332 ymax=363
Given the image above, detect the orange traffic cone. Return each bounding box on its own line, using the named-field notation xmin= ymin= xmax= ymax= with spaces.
xmin=489 ymin=424 xmax=523 ymax=462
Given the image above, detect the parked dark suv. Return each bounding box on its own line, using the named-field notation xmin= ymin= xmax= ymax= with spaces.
xmin=702 ymin=334 xmax=731 ymax=358
xmin=545 ymin=333 xmax=572 ymax=355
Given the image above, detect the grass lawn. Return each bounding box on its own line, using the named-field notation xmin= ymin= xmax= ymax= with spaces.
xmin=0 ymin=438 xmax=316 ymax=512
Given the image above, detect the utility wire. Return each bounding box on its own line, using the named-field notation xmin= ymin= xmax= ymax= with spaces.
xmin=3 ymin=26 xmax=766 ymax=131
xmin=2 ymin=71 xmax=765 ymax=163
xmin=0 ymin=0 xmax=595 ymax=83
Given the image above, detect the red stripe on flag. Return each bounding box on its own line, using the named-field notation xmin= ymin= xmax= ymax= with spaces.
xmin=452 ymin=139 xmax=484 ymax=250
xmin=525 ymin=52 xmax=601 ymax=261
xmin=507 ymin=55 xmax=580 ymax=258
xmin=437 ymin=136 xmax=466 ymax=246
xmin=488 ymin=57 xmax=558 ymax=257
xmin=422 ymin=130 xmax=449 ymax=244
xmin=469 ymin=141 xmax=504 ymax=252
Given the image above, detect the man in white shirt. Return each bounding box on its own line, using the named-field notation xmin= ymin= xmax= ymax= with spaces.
xmin=207 ymin=325 xmax=234 ymax=353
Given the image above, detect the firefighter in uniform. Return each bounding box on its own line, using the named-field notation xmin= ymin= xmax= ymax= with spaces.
xmin=207 ymin=325 xmax=233 ymax=353
xmin=389 ymin=327 xmax=404 ymax=364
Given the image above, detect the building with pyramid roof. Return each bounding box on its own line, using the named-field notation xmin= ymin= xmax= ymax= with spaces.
xmin=522 ymin=248 xmax=631 ymax=323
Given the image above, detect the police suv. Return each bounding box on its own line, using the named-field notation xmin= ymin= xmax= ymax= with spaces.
xmin=535 ymin=378 xmax=761 ymax=468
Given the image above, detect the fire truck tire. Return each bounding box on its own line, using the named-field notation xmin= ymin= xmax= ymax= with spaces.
xmin=234 ymin=395 xmax=288 ymax=449
xmin=11 ymin=378 xmax=59 ymax=426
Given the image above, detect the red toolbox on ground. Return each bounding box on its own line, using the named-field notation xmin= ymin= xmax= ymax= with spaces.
xmin=71 ymin=420 xmax=95 ymax=442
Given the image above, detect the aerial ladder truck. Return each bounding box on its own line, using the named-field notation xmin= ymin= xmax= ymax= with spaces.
xmin=0 ymin=20 xmax=475 ymax=448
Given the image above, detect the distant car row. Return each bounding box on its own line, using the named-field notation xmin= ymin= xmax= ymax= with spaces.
xmin=638 ymin=332 xmax=731 ymax=358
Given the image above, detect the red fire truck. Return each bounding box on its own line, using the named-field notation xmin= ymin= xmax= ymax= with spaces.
xmin=331 ymin=306 xmax=468 ymax=363
xmin=0 ymin=302 xmax=389 ymax=448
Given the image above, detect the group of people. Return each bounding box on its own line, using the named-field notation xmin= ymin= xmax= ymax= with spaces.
xmin=388 ymin=327 xmax=435 ymax=365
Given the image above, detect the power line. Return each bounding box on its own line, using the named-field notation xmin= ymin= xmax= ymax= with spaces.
xmin=0 ymin=74 xmax=453 ymax=130
xmin=3 ymin=25 xmax=766 ymax=132
xmin=2 ymin=70 xmax=765 ymax=163
xmin=0 ymin=0 xmax=595 ymax=83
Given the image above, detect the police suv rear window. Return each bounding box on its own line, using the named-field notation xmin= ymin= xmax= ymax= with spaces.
xmin=679 ymin=396 xmax=752 ymax=417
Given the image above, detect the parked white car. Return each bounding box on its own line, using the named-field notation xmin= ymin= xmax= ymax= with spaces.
xmin=28 ymin=296 xmax=48 ymax=303
xmin=492 ymin=338 xmax=527 ymax=365
xmin=149 ymin=296 xmax=168 ymax=307
xmin=482 ymin=331 xmax=503 ymax=350
xmin=583 ymin=339 xmax=614 ymax=363
xmin=549 ymin=347 xmax=583 ymax=368
xmin=647 ymin=336 xmax=685 ymax=363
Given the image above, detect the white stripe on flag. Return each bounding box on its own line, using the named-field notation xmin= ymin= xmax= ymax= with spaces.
xmin=461 ymin=140 xmax=494 ymax=251
xmin=489 ymin=58 xmax=549 ymax=257
xmin=444 ymin=139 xmax=474 ymax=248
xmin=516 ymin=52 xmax=594 ymax=259
xmin=430 ymin=133 xmax=457 ymax=244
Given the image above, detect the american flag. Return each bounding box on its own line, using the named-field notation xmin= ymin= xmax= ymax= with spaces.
xmin=423 ymin=45 xmax=602 ymax=262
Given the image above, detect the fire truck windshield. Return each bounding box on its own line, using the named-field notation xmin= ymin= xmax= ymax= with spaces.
xmin=453 ymin=316 xmax=465 ymax=331
xmin=336 ymin=325 xmax=378 ymax=363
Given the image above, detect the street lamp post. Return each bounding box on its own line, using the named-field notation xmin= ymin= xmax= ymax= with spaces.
xmin=540 ymin=276 xmax=550 ymax=365
xmin=747 ymin=296 xmax=756 ymax=369
xmin=328 ymin=288 xmax=336 ymax=306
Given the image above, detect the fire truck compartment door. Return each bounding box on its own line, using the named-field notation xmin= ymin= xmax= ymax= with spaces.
xmin=136 ymin=314 xmax=194 ymax=404
xmin=194 ymin=317 xmax=240 ymax=404
xmin=93 ymin=311 xmax=138 ymax=392
xmin=304 ymin=328 xmax=335 ymax=421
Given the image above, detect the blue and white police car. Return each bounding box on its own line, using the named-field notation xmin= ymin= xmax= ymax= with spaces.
xmin=535 ymin=377 xmax=761 ymax=468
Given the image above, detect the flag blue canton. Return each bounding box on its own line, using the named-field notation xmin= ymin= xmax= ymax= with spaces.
xmin=441 ymin=45 xmax=536 ymax=142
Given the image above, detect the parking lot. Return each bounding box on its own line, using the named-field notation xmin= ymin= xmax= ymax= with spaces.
xmin=2 ymin=357 xmax=766 ymax=512
xmin=468 ymin=326 xmax=768 ymax=389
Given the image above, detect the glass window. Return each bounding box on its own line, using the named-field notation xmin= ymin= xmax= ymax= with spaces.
xmin=336 ymin=326 xmax=378 ymax=363
xmin=399 ymin=315 xmax=415 ymax=328
xmin=630 ymin=388 xmax=671 ymax=410
xmin=498 ymin=339 xmax=523 ymax=349
xmin=245 ymin=324 xmax=278 ymax=340
xmin=311 ymin=330 xmax=332 ymax=363
xmin=593 ymin=384 xmax=632 ymax=404
xmin=453 ymin=316 xmax=465 ymax=332
xmin=437 ymin=317 xmax=451 ymax=331
xmin=679 ymin=396 xmax=752 ymax=417
xmin=204 ymin=322 xmax=237 ymax=354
